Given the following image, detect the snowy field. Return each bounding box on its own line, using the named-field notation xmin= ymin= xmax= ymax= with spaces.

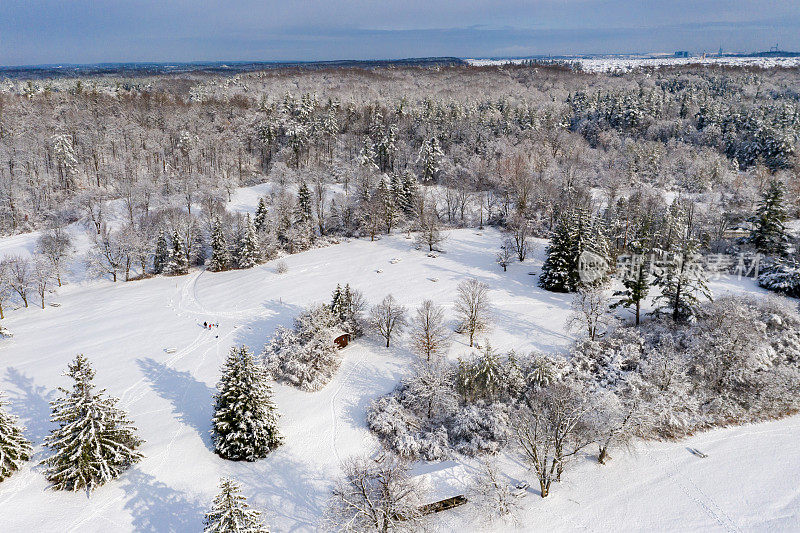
xmin=0 ymin=187 xmax=798 ymax=531
xmin=466 ymin=56 xmax=800 ymax=72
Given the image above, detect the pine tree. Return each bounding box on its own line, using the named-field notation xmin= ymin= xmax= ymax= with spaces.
xmin=209 ymin=218 xmax=231 ymax=272
xmin=42 ymin=354 xmax=144 ymax=492
xmin=165 ymin=231 xmax=189 ymax=275
xmin=236 ymin=214 xmax=261 ymax=269
xmin=749 ymin=179 xmax=790 ymax=257
xmin=652 ymin=209 xmax=712 ymax=321
xmin=254 ymin=198 xmax=269 ymax=234
xmin=204 ymin=478 xmax=269 ymax=533
xmin=213 ymin=346 xmax=281 ymax=461
xmin=0 ymin=393 xmax=32 ymax=482
xmin=153 ymin=229 xmax=169 ymax=274
xmin=612 ymin=238 xmax=652 ymax=325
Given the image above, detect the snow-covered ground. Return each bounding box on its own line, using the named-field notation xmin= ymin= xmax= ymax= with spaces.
xmin=466 ymin=56 xmax=800 ymax=72
xmin=0 ymin=187 xmax=797 ymax=531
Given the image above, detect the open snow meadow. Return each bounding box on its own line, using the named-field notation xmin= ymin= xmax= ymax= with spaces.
xmin=0 ymin=185 xmax=796 ymax=532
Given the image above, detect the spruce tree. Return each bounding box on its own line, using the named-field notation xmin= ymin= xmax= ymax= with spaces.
xmin=540 ymin=208 xmax=609 ymax=292
xmin=330 ymin=284 xmax=344 ymax=319
xmin=42 ymin=354 xmax=144 ymax=492
xmin=749 ymin=179 xmax=790 ymax=257
xmin=296 ymin=182 xmax=313 ymax=226
xmin=236 ymin=214 xmax=261 ymax=269
xmin=204 ymin=478 xmax=269 ymax=533
xmin=153 ymin=229 xmax=169 ymax=274
xmin=209 ymin=218 xmax=231 ymax=272
xmin=539 ymin=214 xmax=577 ymax=292
xmin=213 ymin=346 xmax=281 ymax=461
xmin=166 ymin=231 xmax=189 ymax=275
xmin=254 ymin=198 xmax=269 ymax=234
xmin=0 ymin=393 xmax=32 ymax=482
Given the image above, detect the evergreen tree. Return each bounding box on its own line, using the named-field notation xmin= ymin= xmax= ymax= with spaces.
xmin=153 ymin=229 xmax=169 ymax=274
xmin=254 ymin=198 xmax=269 ymax=234
xmin=0 ymin=393 xmax=32 ymax=482
xmin=209 ymin=218 xmax=231 ymax=272
xmin=418 ymin=137 xmax=443 ymax=183
xmin=539 ymin=208 xmax=609 ymax=292
xmin=213 ymin=346 xmax=281 ymax=461
xmin=330 ymin=284 xmax=344 ymax=319
xmin=236 ymin=214 xmax=261 ymax=269
xmin=204 ymin=478 xmax=269 ymax=533
xmin=398 ymin=170 xmax=418 ymax=215
xmin=749 ymin=179 xmax=790 ymax=257
xmin=296 ymin=182 xmax=313 ymax=226
xmin=539 ymin=214 xmax=577 ymax=292
xmin=652 ymin=210 xmax=712 ymax=321
xmin=612 ymin=244 xmax=652 ymax=326
xmin=42 ymin=354 xmax=144 ymax=492
xmin=166 ymin=231 xmax=189 ymax=275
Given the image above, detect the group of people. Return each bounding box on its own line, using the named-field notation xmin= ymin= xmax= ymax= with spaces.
xmin=203 ymin=321 xmax=219 ymax=330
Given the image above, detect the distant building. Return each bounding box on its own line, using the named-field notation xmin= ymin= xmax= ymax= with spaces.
xmin=674 ymin=51 xmax=690 ymax=58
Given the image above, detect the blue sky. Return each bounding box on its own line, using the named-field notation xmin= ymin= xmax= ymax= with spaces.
xmin=1 ymin=1 xmax=798 ymax=66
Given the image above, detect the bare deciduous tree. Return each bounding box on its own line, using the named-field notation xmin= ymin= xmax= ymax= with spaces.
xmin=455 ymin=279 xmax=491 ymax=347
xmin=567 ymin=284 xmax=615 ymax=341
xmin=496 ymin=240 xmax=514 ymax=272
xmin=36 ymin=226 xmax=72 ymax=287
xmin=468 ymin=460 xmax=521 ymax=525
xmin=413 ymin=212 xmax=445 ymax=252
xmin=31 ymin=256 xmax=53 ymax=309
xmin=410 ymin=299 xmax=450 ymax=361
xmin=370 ymin=294 xmax=407 ymax=348
xmin=513 ymin=382 xmax=594 ymax=497
xmin=6 ymin=255 xmax=31 ymax=308
xmin=325 ymin=454 xmax=424 ymax=532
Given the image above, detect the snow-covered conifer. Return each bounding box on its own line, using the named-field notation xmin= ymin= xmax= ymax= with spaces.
xmin=209 ymin=217 xmax=231 ymax=272
xmin=165 ymin=231 xmax=189 ymax=276
xmin=254 ymin=198 xmax=269 ymax=234
xmin=748 ymin=179 xmax=790 ymax=257
xmin=152 ymin=229 xmax=169 ymax=274
xmin=236 ymin=214 xmax=261 ymax=269
xmin=213 ymin=346 xmax=281 ymax=461
xmin=204 ymin=478 xmax=269 ymax=533
xmin=0 ymin=393 xmax=32 ymax=482
xmin=42 ymin=354 xmax=144 ymax=492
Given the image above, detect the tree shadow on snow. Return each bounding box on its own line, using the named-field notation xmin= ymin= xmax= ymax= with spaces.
xmin=232 ymin=453 xmax=328 ymax=531
xmin=4 ymin=367 xmax=56 ymax=444
xmin=136 ymin=358 xmax=216 ymax=451
xmin=121 ymin=469 xmax=205 ymax=533
xmin=230 ymin=300 xmax=305 ymax=354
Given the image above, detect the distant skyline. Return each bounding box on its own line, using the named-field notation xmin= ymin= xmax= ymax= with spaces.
xmin=1 ymin=1 xmax=799 ymax=67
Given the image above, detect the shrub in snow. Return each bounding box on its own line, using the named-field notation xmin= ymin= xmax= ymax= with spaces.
xmin=274 ymin=260 xmax=288 ymax=274
xmin=213 ymin=346 xmax=281 ymax=461
xmin=204 ymin=478 xmax=269 ymax=533
xmin=758 ymin=262 xmax=800 ymax=297
xmin=449 ymin=402 xmax=511 ymax=456
xmin=262 ymin=305 xmax=341 ymax=391
xmin=0 ymin=394 xmax=32 ymax=482
xmin=42 ymin=354 xmax=144 ymax=492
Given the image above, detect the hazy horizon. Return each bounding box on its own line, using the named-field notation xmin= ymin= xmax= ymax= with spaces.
xmin=1 ymin=1 xmax=799 ymax=68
